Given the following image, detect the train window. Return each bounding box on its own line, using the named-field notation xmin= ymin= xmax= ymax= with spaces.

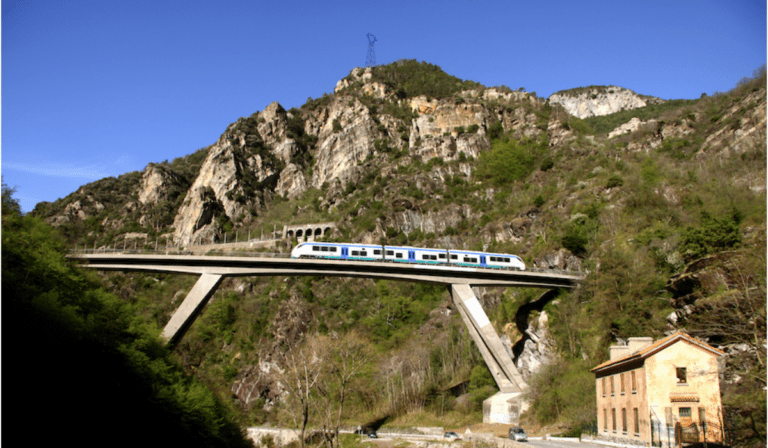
xmin=490 ymin=257 xmax=497 ymax=262
xmin=431 ymin=255 xmax=437 ymax=260
xmin=464 ymin=257 xmax=471 ymax=263
xmin=321 ymin=247 xmax=329 ymax=252
xmin=396 ymin=253 xmax=403 ymax=259
xmin=439 ymin=254 xmax=446 ymax=259
xmin=360 ymin=251 xmax=367 ymax=256
xmin=312 ymin=246 xmax=320 ymax=251
xmin=451 ymin=254 xmax=458 ymax=260
xmin=331 ymin=247 xmax=337 ymax=252
xmin=505 ymin=258 xmax=510 ymax=263
xmin=422 ymin=254 xmax=429 ymax=260
xmin=351 ymin=250 xmax=359 ymax=256
xmin=374 ymin=250 xmax=381 ymax=255
xmin=386 ymin=250 xmax=394 ymax=256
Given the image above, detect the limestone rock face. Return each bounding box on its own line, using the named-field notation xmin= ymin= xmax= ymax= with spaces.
xmin=308 ymin=96 xmax=382 ymax=189
xmin=137 ymin=164 xmax=185 ymax=206
xmin=502 ymin=106 xmax=543 ymax=140
xmin=275 ymin=163 xmax=307 ymax=199
xmin=255 ymin=102 xmax=290 ymax=152
xmin=699 ymin=89 xmax=767 ymax=157
xmin=549 ymin=86 xmax=663 ymax=119
xmin=172 ymin=129 xmax=277 ymax=245
xmin=534 ymin=248 xmax=582 ymax=272
xmin=409 ymin=98 xmax=492 ymax=141
xmin=608 ymin=117 xmax=649 ymax=139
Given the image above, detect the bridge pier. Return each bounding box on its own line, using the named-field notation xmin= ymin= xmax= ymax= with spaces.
xmin=160 ymin=273 xmax=224 ymax=347
xmin=449 ymin=284 xmax=529 ymax=425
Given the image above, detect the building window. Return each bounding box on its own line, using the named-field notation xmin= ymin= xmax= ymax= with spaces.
xmin=612 ymin=408 xmax=617 ymax=432
xmin=634 ymin=408 xmax=640 ymax=435
xmin=611 ymin=376 xmax=615 ymax=396
xmin=621 ymin=373 xmax=625 ymax=395
xmin=604 ymin=408 xmax=608 ymax=431
xmin=631 ymin=370 xmax=637 ymax=393
xmin=602 ymin=377 xmax=606 ymax=397
xmin=679 ymin=407 xmax=692 ymax=418
xmin=622 ymin=408 xmax=627 ymax=434
xmin=676 ymin=367 xmax=687 ymax=384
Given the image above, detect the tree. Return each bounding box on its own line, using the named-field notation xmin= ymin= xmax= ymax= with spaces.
xmin=2 ymin=178 xmax=21 ymax=216
xmin=280 ymin=338 xmax=325 ymax=448
xmin=316 ymin=332 xmax=373 ymax=448
xmin=1 ymin=186 xmax=252 ymax=448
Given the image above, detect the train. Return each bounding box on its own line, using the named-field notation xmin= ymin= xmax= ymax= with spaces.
xmin=290 ymin=242 xmax=525 ymax=271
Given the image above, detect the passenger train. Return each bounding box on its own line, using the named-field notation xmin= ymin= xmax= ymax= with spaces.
xmin=290 ymin=242 xmax=525 ymax=271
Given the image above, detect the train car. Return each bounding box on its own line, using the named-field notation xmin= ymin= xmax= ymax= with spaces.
xmin=290 ymin=242 xmax=384 ymax=261
xmin=290 ymin=242 xmax=524 ymax=270
xmin=448 ymin=249 xmax=525 ymax=270
xmin=383 ymin=245 xmax=448 ymax=264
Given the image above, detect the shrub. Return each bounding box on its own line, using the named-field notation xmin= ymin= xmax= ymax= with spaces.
xmin=679 ymin=211 xmax=742 ymax=261
xmin=606 ymin=175 xmax=624 ymax=189
xmin=476 ymin=139 xmax=535 ymax=186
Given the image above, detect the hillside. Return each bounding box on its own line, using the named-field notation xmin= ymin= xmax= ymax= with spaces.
xmin=31 ymin=60 xmax=766 ymax=446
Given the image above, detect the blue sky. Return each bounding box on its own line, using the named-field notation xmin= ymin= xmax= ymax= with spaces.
xmin=2 ymin=0 xmax=766 ymax=213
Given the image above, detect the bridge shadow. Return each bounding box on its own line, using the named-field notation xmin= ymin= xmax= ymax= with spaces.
xmin=512 ymin=289 xmax=561 ymax=361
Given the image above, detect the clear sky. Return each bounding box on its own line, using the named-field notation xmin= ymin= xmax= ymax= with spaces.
xmin=2 ymin=0 xmax=766 ymax=213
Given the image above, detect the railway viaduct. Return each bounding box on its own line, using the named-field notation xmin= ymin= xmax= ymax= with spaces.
xmin=72 ymin=252 xmax=583 ymax=425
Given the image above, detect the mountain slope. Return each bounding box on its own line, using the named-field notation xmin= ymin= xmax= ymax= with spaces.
xmin=31 ymin=60 xmax=766 ymax=445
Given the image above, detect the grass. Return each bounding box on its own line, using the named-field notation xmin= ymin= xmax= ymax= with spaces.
xmin=385 ymin=409 xmax=483 ymax=430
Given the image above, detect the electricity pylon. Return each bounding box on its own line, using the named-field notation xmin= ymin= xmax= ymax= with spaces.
xmin=366 ymin=33 xmax=377 ymax=67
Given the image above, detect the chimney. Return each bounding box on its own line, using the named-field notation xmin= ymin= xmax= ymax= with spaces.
xmin=610 ymin=345 xmax=630 ymax=360
xmin=628 ymin=337 xmax=654 ymax=353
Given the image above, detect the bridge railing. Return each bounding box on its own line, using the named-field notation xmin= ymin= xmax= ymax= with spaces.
xmin=68 ymin=248 xmax=583 ymax=277
xmin=69 ymin=248 xmax=291 ymax=258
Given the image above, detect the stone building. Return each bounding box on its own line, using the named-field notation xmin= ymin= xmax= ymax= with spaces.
xmin=591 ymin=332 xmax=724 ymax=447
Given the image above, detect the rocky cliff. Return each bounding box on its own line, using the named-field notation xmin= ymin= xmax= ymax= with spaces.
xmin=548 ymin=85 xmax=664 ymax=119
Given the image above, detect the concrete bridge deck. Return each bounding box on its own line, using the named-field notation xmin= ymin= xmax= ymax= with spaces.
xmin=72 ymin=251 xmax=582 ymax=288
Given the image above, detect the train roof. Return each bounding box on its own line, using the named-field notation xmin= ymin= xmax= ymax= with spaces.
xmin=384 ymin=245 xmax=447 ymax=252
xmin=295 ymin=242 xmax=381 ymax=248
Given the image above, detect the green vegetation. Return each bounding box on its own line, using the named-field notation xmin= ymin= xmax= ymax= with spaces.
xmin=2 ymin=182 xmax=252 ymax=447
xmin=584 ymin=99 xmax=699 ymax=135
xmin=369 ymin=59 xmax=483 ymax=100
xmin=475 ymin=136 xmax=547 ymax=186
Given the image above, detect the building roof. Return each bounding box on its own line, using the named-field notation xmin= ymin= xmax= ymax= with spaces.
xmin=591 ymin=331 xmax=724 ymax=373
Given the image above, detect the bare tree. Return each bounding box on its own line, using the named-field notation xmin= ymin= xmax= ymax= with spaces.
xmin=280 ymin=338 xmax=325 ymax=448
xmin=315 ymin=332 xmax=373 ymax=448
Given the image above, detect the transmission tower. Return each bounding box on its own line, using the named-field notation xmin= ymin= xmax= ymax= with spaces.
xmin=366 ymin=33 xmax=377 ymax=67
